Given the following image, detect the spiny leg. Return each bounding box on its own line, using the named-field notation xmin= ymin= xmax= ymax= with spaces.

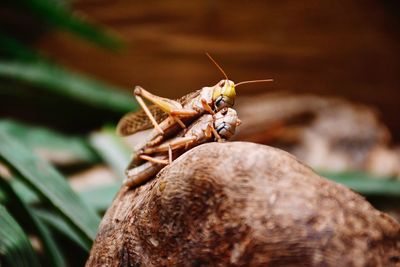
xmin=169 ymin=114 xmax=186 ymax=129
xmin=124 ymin=159 xmax=164 ymax=188
xmin=166 ymin=135 xmax=197 ymax=150
xmin=168 ymin=144 xmax=172 ymax=164
xmin=142 ymin=136 xmax=197 ymax=154
xmin=139 ymin=154 xmax=169 ymax=165
xmin=134 ymin=94 xmax=164 ymax=134
xmin=134 ymin=86 xmax=183 ymax=113
xmin=134 ymin=86 xmax=185 ymax=134
xmin=146 ymin=134 xmax=164 ymax=147
xmin=166 ymin=97 xmax=213 ymax=118
xmin=134 ymin=86 xmax=199 ymax=131
xmin=170 ymin=109 xmax=198 ymax=116
xmin=135 ymin=85 xmax=197 ymax=118
xmin=146 ymin=135 xmax=164 ymax=147
xmin=211 ymin=125 xmax=223 ymax=142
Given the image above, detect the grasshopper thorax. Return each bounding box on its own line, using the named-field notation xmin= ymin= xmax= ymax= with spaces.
xmin=212 ymin=79 xmax=236 ymax=111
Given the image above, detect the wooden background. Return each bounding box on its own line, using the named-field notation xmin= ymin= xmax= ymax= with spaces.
xmin=34 ymin=0 xmax=400 ymax=140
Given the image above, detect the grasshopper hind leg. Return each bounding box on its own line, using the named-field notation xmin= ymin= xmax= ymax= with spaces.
xmin=134 ymin=93 xmax=164 ymax=135
xmin=124 ymin=159 xmax=165 ymax=188
xmin=142 ymin=136 xmax=197 ymax=154
xmin=134 ymin=86 xmax=187 ymax=132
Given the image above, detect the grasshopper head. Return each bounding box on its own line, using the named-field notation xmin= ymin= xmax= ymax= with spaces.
xmin=213 ymin=107 xmax=239 ymax=140
xmin=205 ymin=52 xmax=272 ymax=111
xmin=212 ymin=79 xmax=236 ymax=111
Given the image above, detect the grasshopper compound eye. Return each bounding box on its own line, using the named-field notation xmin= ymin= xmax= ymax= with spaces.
xmin=216 ymin=122 xmax=235 ymax=139
xmin=214 ymin=95 xmax=234 ymax=110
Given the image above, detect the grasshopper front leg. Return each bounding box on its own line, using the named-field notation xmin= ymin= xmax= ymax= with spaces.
xmin=204 ymin=120 xmax=223 ymax=142
xmin=210 ymin=126 xmax=223 ymax=142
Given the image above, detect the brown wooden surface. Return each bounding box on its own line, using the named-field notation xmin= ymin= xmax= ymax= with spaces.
xmin=35 ymin=0 xmax=400 ymax=139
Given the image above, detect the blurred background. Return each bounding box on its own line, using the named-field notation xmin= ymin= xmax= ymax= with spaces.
xmin=0 ymin=0 xmax=399 ymax=266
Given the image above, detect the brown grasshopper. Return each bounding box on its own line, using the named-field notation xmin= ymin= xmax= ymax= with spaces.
xmin=124 ymin=107 xmax=240 ymax=188
xmin=117 ymin=54 xmax=272 ymax=147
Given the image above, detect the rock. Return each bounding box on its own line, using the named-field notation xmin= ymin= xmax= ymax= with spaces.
xmin=86 ymin=142 xmax=400 ymax=267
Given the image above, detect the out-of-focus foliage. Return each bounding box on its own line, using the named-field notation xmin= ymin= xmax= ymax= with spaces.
xmin=0 ymin=131 xmax=101 ymax=243
xmin=34 ymin=209 xmax=90 ymax=252
xmin=0 ymin=0 xmax=132 ymax=265
xmin=0 ymin=205 xmax=40 ymax=267
xmin=3 ymin=0 xmax=122 ymax=51
xmin=0 ymin=178 xmax=66 ymax=266
xmin=89 ymin=127 xmax=132 ymax=180
xmin=0 ymin=60 xmax=133 ymax=113
xmin=0 ymin=120 xmax=99 ymax=165
xmin=323 ymin=171 xmax=400 ymax=197
xmin=79 ymin=183 xmax=121 ymax=213
xmin=0 ymin=33 xmax=41 ymax=61
xmin=1 ymin=0 xmax=135 ymax=115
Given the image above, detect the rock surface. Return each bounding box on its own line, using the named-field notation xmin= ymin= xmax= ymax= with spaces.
xmin=86 ymin=142 xmax=400 ymax=267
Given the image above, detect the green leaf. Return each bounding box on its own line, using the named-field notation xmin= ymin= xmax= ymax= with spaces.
xmin=89 ymin=127 xmax=131 ymax=179
xmin=0 ymin=120 xmax=100 ymax=165
xmin=0 ymin=32 xmax=41 ymax=61
xmin=10 ymin=0 xmax=122 ymax=50
xmin=0 ymin=60 xmax=136 ymax=113
xmin=0 ymin=131 xmax=101 ymax=246
xmin=321 ymin=171 xmax=400 ymax=196
xmin=0 ymin=178 xmax=66 ymax=267
xmin=79 ymin=183 xmax=120 ymax=212
xmin=5 ymin=178 xmax=118 ymax=214
xmin=34 ymin=209 xmax=89 ymax=252
xmin=0 ymin=204 xmax=40 ymax=267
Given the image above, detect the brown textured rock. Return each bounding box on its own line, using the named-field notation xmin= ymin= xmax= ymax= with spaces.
xmin=86 ymin=142 xmax=400 ymax=267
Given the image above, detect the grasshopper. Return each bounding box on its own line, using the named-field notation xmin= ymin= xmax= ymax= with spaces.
xmin=124 ymin=107 xmax=240 ymax=188
xmin=117 ymin=53 xmax=272 ymax=147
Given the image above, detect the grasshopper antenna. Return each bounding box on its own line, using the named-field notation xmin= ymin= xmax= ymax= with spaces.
xmin=205 ymin=52 xmax=228 ymax=80
xmin=235 ymin=79 xmax=274 ymax=87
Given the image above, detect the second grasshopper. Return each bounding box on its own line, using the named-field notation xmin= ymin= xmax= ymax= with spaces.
xmin=124 ymin=107 xmax=240 ymax=188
